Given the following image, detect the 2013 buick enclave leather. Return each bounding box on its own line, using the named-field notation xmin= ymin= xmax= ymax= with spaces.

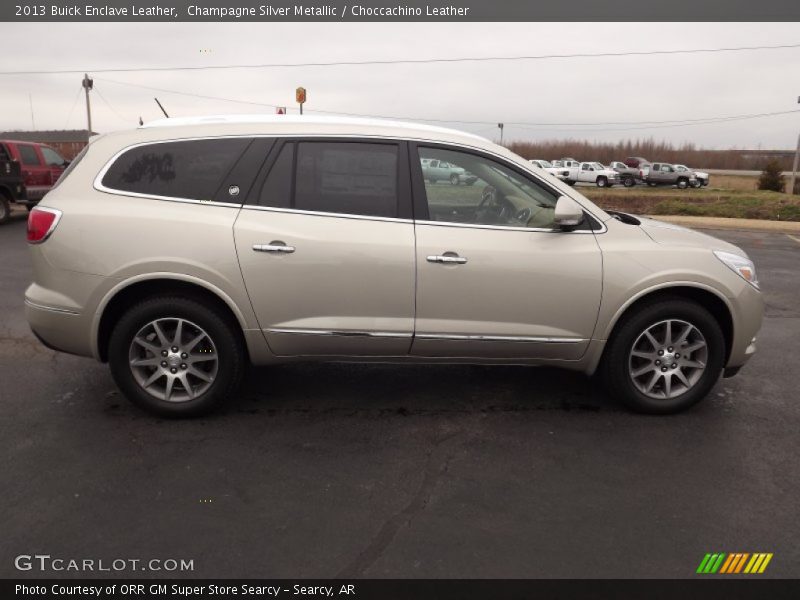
xmin=25 ymin=116 xmax=763 ymax=416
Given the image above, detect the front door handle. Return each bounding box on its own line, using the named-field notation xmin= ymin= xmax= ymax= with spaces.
xmin=427 ymin=253 xmax=467 ymax=265
xmin=253 ymin=241 xmax=295 ymax=254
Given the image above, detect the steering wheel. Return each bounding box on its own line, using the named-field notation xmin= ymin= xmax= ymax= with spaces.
xmin=475 ymin=186 xmax=512 ymax=224
xmin=515 ymin=207 xmax=531 ymax=223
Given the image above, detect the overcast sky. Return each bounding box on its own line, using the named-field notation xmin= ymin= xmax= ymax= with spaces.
xmin=1 ymin=22 xmax=798 ymax=148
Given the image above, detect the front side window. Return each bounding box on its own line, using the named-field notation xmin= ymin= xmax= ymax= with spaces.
xmin=258 ymin=141 xmax=399 ymax=218
xmin=418 ymin=147 xmax=560 ymax=229
xmin=101 ymin=138 xmax=250 ymax=201
xmin=18 ymin=145 xmax=40 ymax=165
xmin=41 ymin=146 xmax=66 ymax=166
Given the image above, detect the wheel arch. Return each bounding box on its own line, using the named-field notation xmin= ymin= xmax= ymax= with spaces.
xmin=599 ymin=284 xmax=734 ymax=365
xmin=94 ymin=275 xmax=249 ymax=362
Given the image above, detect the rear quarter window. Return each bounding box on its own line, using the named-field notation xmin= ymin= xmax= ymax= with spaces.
xmin=18 ymin=144 xmax=41 ymax=166
xmin=100 ymin=138 xmax=250 ymax=202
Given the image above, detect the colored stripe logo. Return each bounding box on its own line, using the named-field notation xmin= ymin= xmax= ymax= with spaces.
xmin=697 ymin=552 xmax=773 ymax=574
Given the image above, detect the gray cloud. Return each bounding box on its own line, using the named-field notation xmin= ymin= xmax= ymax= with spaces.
xmin=1 ymin=22 xmax=798 ymax=148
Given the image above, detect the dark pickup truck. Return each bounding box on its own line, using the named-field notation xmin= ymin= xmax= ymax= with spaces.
xmin=0 ymin=157 xmax=24 ymax=224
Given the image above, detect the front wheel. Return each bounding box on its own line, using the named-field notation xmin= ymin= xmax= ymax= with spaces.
xmin=676 ymin=178 xmax=689 ymax=189
xmin=596 ymin=176 xmax=608 ymax=188
xmin=623 ymin=177 xmax=635 ymax=187
xmin=450 ymin=173 xmax=460 ymax=185
xmin=601 ymin=298 xmax=725 ymax=414
xmin=108 ymin=296 xmax=245 ymax=417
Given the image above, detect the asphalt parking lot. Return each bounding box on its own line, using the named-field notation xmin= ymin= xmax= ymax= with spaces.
xmin=1 ymin=208 xmax=798 ymax=579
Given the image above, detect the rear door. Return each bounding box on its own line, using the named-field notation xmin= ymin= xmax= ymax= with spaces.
xmin=234 ymin=138 xmax=416 ymax=356
xmin=15 ymin=143 xmax=50 ymax=199
xmin=40 ymin=145 xmax=67 ymax=185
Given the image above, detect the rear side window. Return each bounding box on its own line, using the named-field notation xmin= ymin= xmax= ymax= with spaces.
xmin=257 ymin=141 xmax=399 ymax=218
xmin=101 ymin=138 xmax=250 ymax=201
xmin=18 ymin=145 xmax=41 ymax=165
xmin=295 ymin=142 xmax=398 ymax=218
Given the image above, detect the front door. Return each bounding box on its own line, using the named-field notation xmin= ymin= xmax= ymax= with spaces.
xmin=410 ymin=144 xmax=603 ymax=360
xmin=234 ymin=139 xmax=416 ymax=356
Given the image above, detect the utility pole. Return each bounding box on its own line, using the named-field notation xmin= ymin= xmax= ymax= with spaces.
xmin=498 ymin=123 xmax=504 ymax=145
xmin=791 ymin=96 xmax=800 ymax=195
xmin=28 ymin=93 xmax=35 ymax=129
xmin=82 ymin=73 xmax=93 ymax=142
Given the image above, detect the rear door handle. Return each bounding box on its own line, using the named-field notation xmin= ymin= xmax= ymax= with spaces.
xmin=427 ymin=253 xmax=467 ymax=264
xmin=253 ymin=241 xmax=295 ymax=254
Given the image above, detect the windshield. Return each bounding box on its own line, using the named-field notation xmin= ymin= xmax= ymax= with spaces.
xmin=538 ymin=160 xmax=552 ymax=168
xmin=592 ymin=163 xmax=605 ymax=170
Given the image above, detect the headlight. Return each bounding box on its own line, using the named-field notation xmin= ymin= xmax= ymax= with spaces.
xmin=714 ymin=250 xmax=759 ymax=288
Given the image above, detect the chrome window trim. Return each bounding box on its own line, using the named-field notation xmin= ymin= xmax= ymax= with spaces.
xmin=267 ymin=327 xmax=412 ymax=339
xmin=92 ymin=133 xmax=607 ymax=232
xmin=241 ymin=204 xmax=412 ymax=224
xmin=415 ymin=333 xmax=586 ymax=343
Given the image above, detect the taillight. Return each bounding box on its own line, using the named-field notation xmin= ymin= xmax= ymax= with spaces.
xmin=27 ymin=207 xmax=62 ymax=244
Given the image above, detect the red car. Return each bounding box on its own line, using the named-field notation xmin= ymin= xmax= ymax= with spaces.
xmin=0 ymin=140 xmax=69 ymax=213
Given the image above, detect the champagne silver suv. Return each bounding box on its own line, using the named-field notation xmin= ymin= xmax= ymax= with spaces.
xmin=25 ymin=116 xmax=763 ymax=416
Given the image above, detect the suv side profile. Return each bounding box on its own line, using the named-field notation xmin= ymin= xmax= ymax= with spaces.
xmin=26 ymin=116 xmax=763 ymax=417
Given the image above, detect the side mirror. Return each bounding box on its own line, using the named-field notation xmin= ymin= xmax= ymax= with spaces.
xmin=554 ymin=195 xmax=585 ymax=229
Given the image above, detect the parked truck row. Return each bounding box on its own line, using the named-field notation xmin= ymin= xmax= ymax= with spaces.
xmin=529 ymin=156 xmax=710 ymax=189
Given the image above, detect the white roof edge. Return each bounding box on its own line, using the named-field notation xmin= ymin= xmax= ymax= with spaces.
xmin=139 ymin=114 xmax=488 ymax=142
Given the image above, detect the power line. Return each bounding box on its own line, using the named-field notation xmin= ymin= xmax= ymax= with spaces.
xmin=95 ymin=77 xmax=800 ymax=131
xmin=3 ymin=42 xmax=800 ymax=76
xmin=94 ymin=86 xmax=137 ymax=123
xmin=63 ymin=84 xmax=83 ymax=128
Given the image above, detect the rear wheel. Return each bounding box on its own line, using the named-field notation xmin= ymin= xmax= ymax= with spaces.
xmin=601 ymin=298 xmax=725 ymax=414
xmin=0 ymin=195 xmax=10 ymax=224
xmin=108 ymin=296 xmax=245 ymax=417
xmin=623 ymin=176 xmax=635 ymax=187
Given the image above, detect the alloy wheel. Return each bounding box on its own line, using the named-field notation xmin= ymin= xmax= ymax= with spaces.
xmin=628 ymin=319 xmax=708 ymax=400
xmin=128 ymin=317 xmax=219 ymax=402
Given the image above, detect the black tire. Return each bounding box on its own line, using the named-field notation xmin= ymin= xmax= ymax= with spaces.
xmin=676 ymin=178 xmax=689 ymax=189
xmin=647 ymin=182 xmax=657 ymax=187
xmin=600 ymin=297 xmax=725 ymax=414
xmin=108 ymin=295 xmax=245 ymax=417
xmin=450 ymin=173 xmax=460 ymax=185
xmin=702 ymin=180 xmax=710 ymax=187
xmin=596 ymin=176 xmax=608 ymax=188
xmin=690 ymin=180 xmax=700 ymax=188
xmin=566 ymin=180 xmax=576 ymax=187
xmin=0 ymin=195 xmax=10 ymax=224
xmin=623 ymin=177 xmax=635 ymax=188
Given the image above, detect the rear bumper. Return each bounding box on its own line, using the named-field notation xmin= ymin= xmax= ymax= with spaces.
xmin=25 ymin=299 xmax=93 ymax=358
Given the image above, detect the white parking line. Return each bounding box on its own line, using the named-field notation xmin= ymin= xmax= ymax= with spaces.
xmin=786 ymin=234 xmax=800 ymax=245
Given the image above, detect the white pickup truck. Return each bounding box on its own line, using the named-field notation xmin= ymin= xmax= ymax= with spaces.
xmin=529 ymin=159 xmax=571 ymax=183
xmin=550 ymin=160 xmax=620 ymax=188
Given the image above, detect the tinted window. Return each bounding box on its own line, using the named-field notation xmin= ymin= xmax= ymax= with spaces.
xmin=101 ymin=138 xmax=249 ymax=201
xmin=258 ymin=143 xmax=293 ymax=208
xmin=294 ymin=142 xmax=398 ymax=218
xmin=18 ymin=145 xmax=40 ymax=165
xmin=41 ymin=146 xmax=65 ymax=166
xmin=418 ymin=147 xmax=560 ymax=229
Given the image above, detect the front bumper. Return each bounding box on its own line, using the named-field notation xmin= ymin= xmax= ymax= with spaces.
xmin=725 ymin=282 xmax=763 ymax=371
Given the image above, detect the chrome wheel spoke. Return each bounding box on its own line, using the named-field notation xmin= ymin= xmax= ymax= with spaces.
xmin=188 ymin=367 xmax=212 ymax=383
xmin=142 ymin=369 xmax=164 ymax=388
xmin=664 ymin=321 xmax=673 ymax=347
xmin=675 ymin=324 xmax=693 ymax=347
xmin=173 ymin=319 xmax=184 ymax=346
xmin=674 ymin=369 xmax=690 ymax=387
xmin=644 ymin=371 xmax=660 ymax=393
xmin=178 ymin=373 xmax=195 ymax=399
xmin=631 ymin=350 xmax=656 ymax=360
xmin=644 ymin=331 xmax=660 ymax=350
xmin=682 ymin=359 xmax=705 ymax=369
xmin=663 ymin=372 xmax=673 ymax=397
xmin=185 ymin=332 xmax=207 ymax=352
xmin=131 ymin=356 xmax=160 ymax=367
xmin=152 ymin=320 xmax=170 ymax=346
xmin=632 ymin=364 xmax=654 ymax=378
xmin=164 ymin=375 xmax=176 ymax=401
xmin=133 ymin=337 xmax=160 ymax=355
xmin=684 ymin=340 xmax=707 ymax=354
xmin=188 ymin=352 xmax=217 ymax=364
